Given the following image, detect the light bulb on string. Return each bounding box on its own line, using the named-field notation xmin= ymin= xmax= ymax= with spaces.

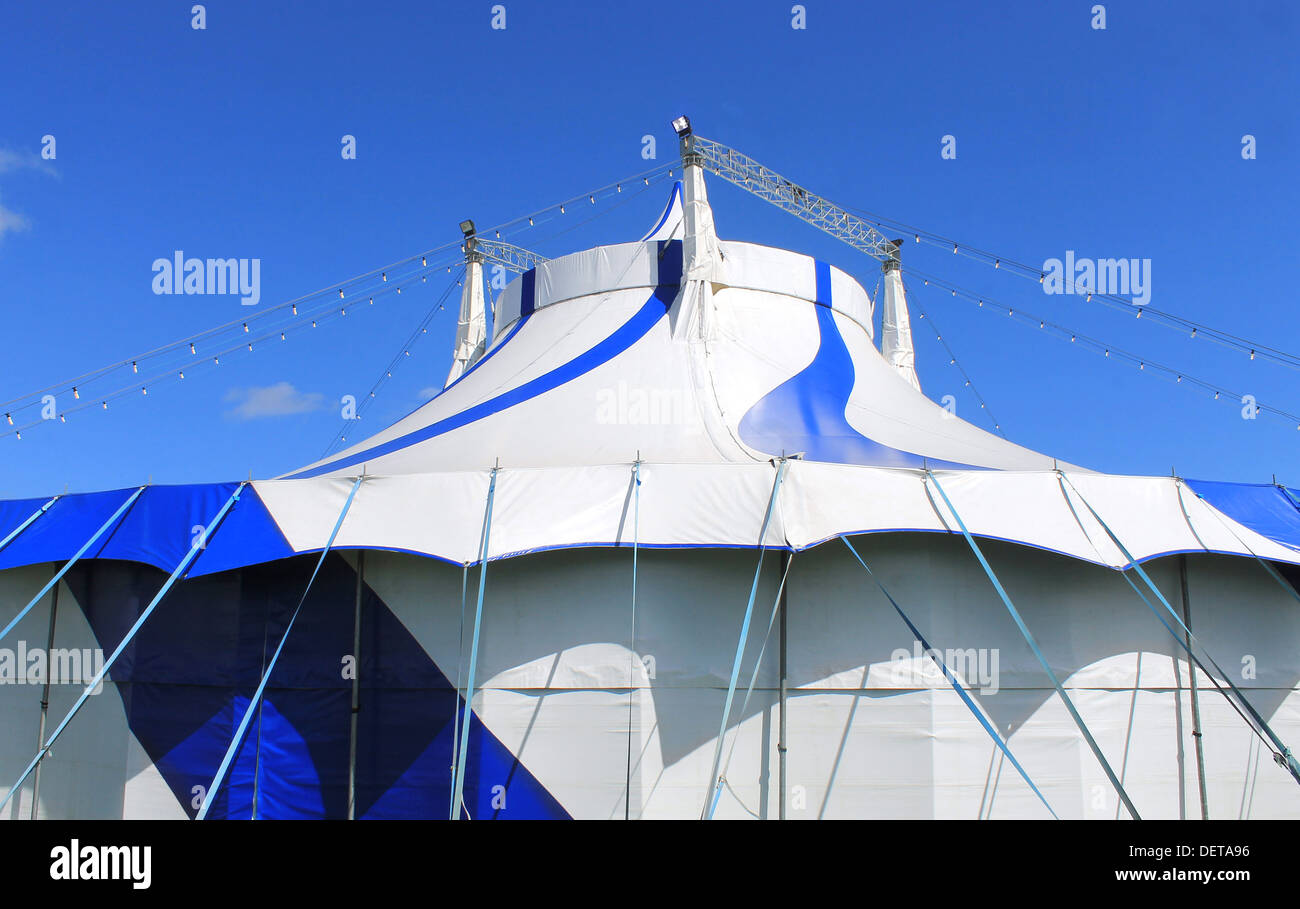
xmin=190 ymin=343 xmax=196 ymax=354
xmin=243 ymin=323 xmax=249 ymax=333
xmin=72 ymin=387 xmax=79 ymax=399
xmin=132 ymin=361 xmax=138 ymax=374
xmin=292 ymin=304 xmax=297 ymax=315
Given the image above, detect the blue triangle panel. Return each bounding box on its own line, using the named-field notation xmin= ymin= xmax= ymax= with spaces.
xmin=63 ymin=554 xmax=569 ymax=819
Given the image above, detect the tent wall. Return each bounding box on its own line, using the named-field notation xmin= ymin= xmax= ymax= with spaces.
xmin=1 ymin=538 xmax=1297 ymax=819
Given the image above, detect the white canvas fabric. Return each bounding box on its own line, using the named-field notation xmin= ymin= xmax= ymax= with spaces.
xmin=880 ymin=264 xmax=921 ymax=391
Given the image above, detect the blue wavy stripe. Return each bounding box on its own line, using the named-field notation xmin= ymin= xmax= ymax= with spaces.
xmin=739 ymin=262 xmax=975 ymax=469
xmin=640 ymin=181 xmax=682 ymax=241
xmin=287 ymin=249 xmax=681 ymax=480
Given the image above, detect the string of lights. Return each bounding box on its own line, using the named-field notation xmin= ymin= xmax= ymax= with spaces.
xmin=317 ymin=174 xmax=678 ymax=458
xmin=900 ymin=276 xmax=1008 ymax=437
xmin=902 ymin=266 xmax=1300 ymax=428
xmin=2 ymin=263 xmax=445 ymax=439
xmin=3 ymin=161 xmax=678 ymax=442
xmin=320 ymin=267 xmax=466 ymax=456
xmin=841 ymin=203 xmax=1300 ymax=372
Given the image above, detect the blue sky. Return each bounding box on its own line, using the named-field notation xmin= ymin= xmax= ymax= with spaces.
xmin=0 ymin=0 xmax=1296 ymax=498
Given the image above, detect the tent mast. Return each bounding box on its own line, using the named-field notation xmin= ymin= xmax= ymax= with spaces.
xmin=445 ymin=221 xmax=489 ymax=388
xmin=880 ymin=240 xmax=922 ymax=392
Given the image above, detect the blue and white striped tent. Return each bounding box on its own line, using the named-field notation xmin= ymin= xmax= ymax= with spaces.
xmin=2 ymin=166 xmax=1299 ymax=820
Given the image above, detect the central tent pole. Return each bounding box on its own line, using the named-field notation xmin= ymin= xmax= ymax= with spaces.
xmin=1180 ymin=554 xmax=1209 ymax=819
xmin=625 ymin=459 xmax=641 ymax=821
xmin=778 ymin=550 xmax=788 ymax=821
xmin=347 ymin=549 xmax=364 ymax=820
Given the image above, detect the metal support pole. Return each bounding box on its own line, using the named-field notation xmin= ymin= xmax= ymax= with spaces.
xmin=30 ymin=580 xmax=59 ymax=820
xmin=347 ymin=549 xmax=364 ymax=820
xmin=1181 ymin=554 xmax=1209 ymax=820
xmin=777 ymin=550 xmax=788 ymax=821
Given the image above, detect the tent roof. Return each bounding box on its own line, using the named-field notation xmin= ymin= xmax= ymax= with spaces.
xmin=1 ymin=180 xmax=1297 ymax=578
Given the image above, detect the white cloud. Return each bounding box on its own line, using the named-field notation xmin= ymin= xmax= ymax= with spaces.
xmin=0 ymin=149 xmax=56 ymax=242
xmin=224 ymin=382 xmax=325 ymax=420
xmin=417 ymin=386 xmax=441 ymax=399
xmin=0 ymin=198 xmax=30 ymax=239
xmin=0 ymin=149 xmax=57 ymax=176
